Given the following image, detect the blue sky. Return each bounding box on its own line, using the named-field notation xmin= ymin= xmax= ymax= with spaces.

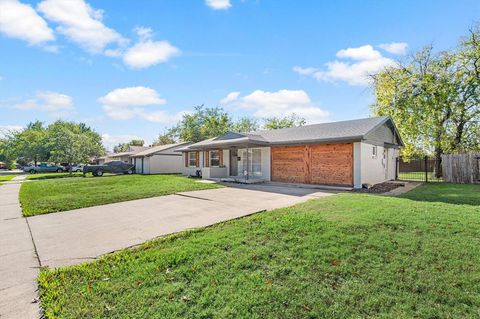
xmin=0 ymin=0 xmax=478 ymax=149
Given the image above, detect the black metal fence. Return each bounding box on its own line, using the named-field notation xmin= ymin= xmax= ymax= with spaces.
xmin=397 ymin=156 xmax=444 ymax=182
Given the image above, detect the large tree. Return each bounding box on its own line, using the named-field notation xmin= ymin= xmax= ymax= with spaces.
xmin=232 ymin=117 xmax=259 ymax=133
xmin=0 ymin=121 xmax=104 ymax=167
xmin=153 ymin=132 xmax=176 ymax=146
xmin=263 ymin=114 xmax=306 ymax=130
xmin=7 ymin=121 xmax=49 ymax=166
xmin=371 ymin=27 xmax=480 ymax=174
xmin=46 ymin=121 xmax=104 ymax=165
xmin=160 ymin=107 xmax=308 ymax=143
xmin=169 ymin=105 xmax=233 ymax=142
xmin=113 ymin=139 xmax=145 ymax=153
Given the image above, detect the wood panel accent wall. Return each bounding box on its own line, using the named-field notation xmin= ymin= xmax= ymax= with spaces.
xmin=271 ymin=143 xmax=353 ymax=186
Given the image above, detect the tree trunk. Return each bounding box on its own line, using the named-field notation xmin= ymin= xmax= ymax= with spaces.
xmin=452 ymin=110 xmax=467 ymax=151
xmin=434 ymin=146 xmax=443 ymax=178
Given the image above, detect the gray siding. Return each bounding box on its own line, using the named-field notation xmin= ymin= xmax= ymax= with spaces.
xmin=364 ymin=123 xmax=397 ymax=146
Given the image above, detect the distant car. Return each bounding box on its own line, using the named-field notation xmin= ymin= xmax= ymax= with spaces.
xmin=70 ymin=164 xmax=85 ymax=172
xmin=83 ymin=161 xmax=135 ymax=177
xmin=23 ymin=163 xmax=66 ymax=174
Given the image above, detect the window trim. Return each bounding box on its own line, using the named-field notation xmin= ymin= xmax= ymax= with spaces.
xmin=210 ymin=150 xmax=220 ymax=167
xmin=372 ymin=145 xmax=377 ymax=157
xmin=188 ymin=152 xmax=197 ymax=167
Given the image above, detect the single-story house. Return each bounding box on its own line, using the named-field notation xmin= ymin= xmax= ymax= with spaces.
xmin=131 ymin=142 xmax=190 ymax=174
xmin=96 ymin=145 xmax=150 ymax=165
xmin=177 ymin=116 xmax=403 ymax=188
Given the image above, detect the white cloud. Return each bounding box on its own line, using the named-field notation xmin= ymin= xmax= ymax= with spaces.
xmin=292 ymin=66 xmax=317 ymax=76
xmin=294 ymin=44 xmax=395 ymax=86
xmin=101 ymin=133 xmax=144 ymax=150
xmin=99 ymin=86 xmax=186 ymax=123
xmin=336 ymin=45 xmax=382 ymax=61
xmin=122 ymin=27 xmax=180 ymax=69
xmin=220 ymin=91 xmax=240 ymax=105
xmin=0 ymin=0 xmax=54 ymax=45
xmin=379 ymin=42 xmax=408 ymax=55
xmin=37 ymin=0 xmax=126 ymax=54
xmin=14 ymin=91 xmax=74 ymax=117
xmin=205 ymin=0 xmax=231 ymax=10
xmin=220 ymin=89 xmax=330 ymax=123
xmin=142 ymin=110 xmax=187 ymax=123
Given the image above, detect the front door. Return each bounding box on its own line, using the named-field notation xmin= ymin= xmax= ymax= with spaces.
xmin=230 ymin=149 xmax=238 ymax=176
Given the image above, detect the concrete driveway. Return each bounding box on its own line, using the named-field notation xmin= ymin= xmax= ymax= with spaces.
xmin=27 ymin=184 xmax=336 ymax=268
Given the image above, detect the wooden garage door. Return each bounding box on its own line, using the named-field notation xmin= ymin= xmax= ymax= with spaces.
xmin=271 ymin=143 xmax=353 ymax=186
xmin=271 ymin=145 xmax=308 ymax=183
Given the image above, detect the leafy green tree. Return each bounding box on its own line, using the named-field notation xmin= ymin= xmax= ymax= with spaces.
xmin=153 ymin=132 xmax=176 ymax=145
xmin=46 ymin=121 xmax=104 ymax=165
xmin=170 ymin=105 xmax=233 ymax=142
xmin=233 ymin=117 xmax=259 ymax=133
xmin=8 ymin=121 xmax=49 ymax=166
xmin=263 ymin=114 xmax=306 ymax=130
xmin=113 ymin=139 xmax=145 ymax=153
xmin=371 ymin=27 xmax=480 ymax=173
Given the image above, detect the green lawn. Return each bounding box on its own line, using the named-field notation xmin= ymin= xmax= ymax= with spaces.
xmin=20 ymin=174 xmax=221 ymax=216
xmin=398 ymin=171 xmax=444 ymax=182
xmin=38 ymin=184 xmax=480 ymax=318
xmin=0 ymin=174 xmax=18 ymax=185
xmin=26 ymin=172 xmax=85 ymax=180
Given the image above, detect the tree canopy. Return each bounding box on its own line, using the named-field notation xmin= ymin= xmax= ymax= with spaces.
xmin=161 ymin=105 xmax=306 ymax=143
xmin=113 ymin=139 xmax=145 ymax=153
xmin=0 ymin=120 xmax=104 ymax=166
xmin=371 ymin=27 xmax=480 ymax=161
xmin=263 ymin=114 xmax=306 ymax=130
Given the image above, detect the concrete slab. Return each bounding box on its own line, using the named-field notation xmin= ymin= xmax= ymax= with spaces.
xmin=0 ymin=175 xmax=41 ymax=319
xmin=28 ymin=185 xmax=335 ymax=269
xmin=383 ymin=182 xmax=422 ymax=196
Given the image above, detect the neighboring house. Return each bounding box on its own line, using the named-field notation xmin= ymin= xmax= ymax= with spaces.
xmin=96 ymin=146 xmax=150 ymax=165
xmin=131 ymin=142 xmax=191 ymax=174
xmin=178 ymin=116 xmax=403 ymax=188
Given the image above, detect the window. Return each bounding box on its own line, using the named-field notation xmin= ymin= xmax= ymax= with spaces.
xmin=188 ymin=152 xmax=197 ymax=167
xmin=240 ymin=148 xmax=262 ymax=177
xmin=372 ymin=146 xmax=377 ymax=157
xmin=252 ymin=149 xmax=262 ymax=177
xmin=210 ymin=150 xmax=220 ymax=167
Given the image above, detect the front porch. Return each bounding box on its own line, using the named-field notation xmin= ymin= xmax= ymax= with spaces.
xmin=183 ymin=144 xmax=271 ymax=182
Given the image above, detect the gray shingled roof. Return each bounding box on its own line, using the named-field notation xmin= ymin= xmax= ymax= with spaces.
xmin=181 ymin=116 xmax=400 ymax=150
xmin=132 ymin=142 xmax=190 ymax=157
xmin=252 ymin=116 xmax=389 ymax=144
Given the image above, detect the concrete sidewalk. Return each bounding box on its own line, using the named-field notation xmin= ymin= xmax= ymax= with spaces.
xmin=0 ymin=175 xmax=41 ymax=319
xmin=28 ymin=184 xmax=335 ymax=269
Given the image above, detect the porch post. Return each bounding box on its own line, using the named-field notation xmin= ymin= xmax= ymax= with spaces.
xmin=246 ymin=146 xmax=249 ymax=181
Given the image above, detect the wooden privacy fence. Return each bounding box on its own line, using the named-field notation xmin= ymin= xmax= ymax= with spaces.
xmin=441 ymin=154 xmax=480 ymax=184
